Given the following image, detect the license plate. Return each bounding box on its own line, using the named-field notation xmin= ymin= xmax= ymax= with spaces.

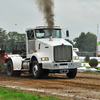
xmin=59 ymin=65 xmax=68 ymax=69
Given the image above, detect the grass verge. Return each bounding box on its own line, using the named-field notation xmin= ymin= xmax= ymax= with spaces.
xmin=0 ymin=87 xmax=60 ymax=100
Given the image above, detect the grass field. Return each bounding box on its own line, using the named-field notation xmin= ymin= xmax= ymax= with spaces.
xmin=0 ymin=87 xmax=60 ymax=100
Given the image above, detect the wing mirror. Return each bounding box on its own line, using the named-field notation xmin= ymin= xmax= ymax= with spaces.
xmin=66 ymin=30 xmax=69 ymax=37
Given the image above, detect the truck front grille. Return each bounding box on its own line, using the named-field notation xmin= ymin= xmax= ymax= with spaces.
xmin=54 ymin=45 xmax=72 ymax=62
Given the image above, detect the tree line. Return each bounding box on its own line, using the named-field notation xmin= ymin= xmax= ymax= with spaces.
xmin=0 ymin=28 xmax=97 ymax=52
xmin=65 ymin=31 xmax=97 ymax=52
xmin=0 ymin=28 xmax=26 ymax=53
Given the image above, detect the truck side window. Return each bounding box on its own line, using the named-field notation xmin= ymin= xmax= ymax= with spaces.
xmin=36 ymin=33 xmax=45 ymax=38
xmin=35 ymin=29 xmax=45 ymax=38
xmin=27 ymin=30 xmax=34 ymax=40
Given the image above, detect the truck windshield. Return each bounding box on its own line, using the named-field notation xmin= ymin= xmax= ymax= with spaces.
xmin=35 ymin=29 xmax=61 ymax=38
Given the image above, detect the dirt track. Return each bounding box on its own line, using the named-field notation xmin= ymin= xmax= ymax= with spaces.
xmin=0 ymin=72 xmax=100 ymax=100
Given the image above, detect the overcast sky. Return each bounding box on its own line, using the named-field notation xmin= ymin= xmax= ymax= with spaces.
xmin=0 ymin=0 xmax=100 ymax=40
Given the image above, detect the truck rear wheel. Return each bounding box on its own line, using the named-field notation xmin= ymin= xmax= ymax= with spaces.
xmin=66 ymin=68 xmax=77 ymax=78
xmin=32 ymin=61 xmax=43 ymax=79
xmin=7 ymin=60 xmax=21 ymax=77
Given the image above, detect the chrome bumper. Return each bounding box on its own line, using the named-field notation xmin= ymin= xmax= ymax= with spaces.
xmin=42 ymin=62 xmax=81 ymax=70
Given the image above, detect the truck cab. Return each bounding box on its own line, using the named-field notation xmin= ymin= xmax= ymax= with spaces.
xmin=5 ymin=26 xmax=81 ymax=78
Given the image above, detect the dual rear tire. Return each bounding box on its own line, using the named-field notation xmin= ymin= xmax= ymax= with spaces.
xmin=7 ymin=60 xmax=21 ymax=77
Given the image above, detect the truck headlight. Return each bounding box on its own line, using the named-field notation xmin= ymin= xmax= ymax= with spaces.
xmin=41 ymin=57 xmax=49 ymax=61
xmin=74 ymin=56 xmax=79 ymax=60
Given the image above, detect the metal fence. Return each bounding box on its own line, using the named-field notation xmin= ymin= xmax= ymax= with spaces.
xmin=76 ymin=52 xmax=96 ymax=57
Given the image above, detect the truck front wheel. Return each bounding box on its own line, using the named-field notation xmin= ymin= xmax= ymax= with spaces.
xmin=66 ymin=68 xmax=77 ymax=78
xmin=32 ymin=61 xmax=43 ymax=79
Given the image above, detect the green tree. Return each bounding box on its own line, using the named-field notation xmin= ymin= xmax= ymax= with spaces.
xmin=0 ymin=28 xmax=8 ymax=45
xmin=7 ymin=32 xmax=26 ymax=43
xmin=6 ymin=32 xmax=26 ymax=53
xmin=73 ymin=32 xmax=97 ymax=52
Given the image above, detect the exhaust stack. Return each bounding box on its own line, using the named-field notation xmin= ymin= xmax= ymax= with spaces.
xmin=49 ymin=35 xmax=53 ymax=41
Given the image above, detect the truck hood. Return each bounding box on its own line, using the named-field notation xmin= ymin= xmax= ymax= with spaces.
xmin=37 ymin=38 xmax=72 ymax=46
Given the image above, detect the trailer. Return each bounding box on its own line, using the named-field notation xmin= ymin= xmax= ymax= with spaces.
xmin=5 ymin=26 xmax=81 ymax=78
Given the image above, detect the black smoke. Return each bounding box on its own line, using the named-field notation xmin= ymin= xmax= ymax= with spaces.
xmin=36 ymin=0 xmax=54 ymax=26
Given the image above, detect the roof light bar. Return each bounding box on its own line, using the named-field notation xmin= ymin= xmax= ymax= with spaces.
xmin=36 ymin=26 xmax=60 ymax=28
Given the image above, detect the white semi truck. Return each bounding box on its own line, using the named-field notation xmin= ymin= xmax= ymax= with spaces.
xmin=5 ymin=26 xmax=81 ymax=79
